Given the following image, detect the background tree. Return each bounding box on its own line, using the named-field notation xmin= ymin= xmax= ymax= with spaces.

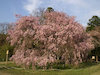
xmin=46 ymin=7 xmax=54 ymax=12
xmin=88 ymin=26 xmax=100 ymax=62
xmin=0 ymin=23 xmax=11 ymax=33
xmin=86 ymin=16 xmax=100 ymax=32
xmin=32 ymin=8 xmax=45 ymax=17
xmin=0 ymin=23 xmax=14 ymax=61
xmin=86 ymin=15 xmax=100 ymax=62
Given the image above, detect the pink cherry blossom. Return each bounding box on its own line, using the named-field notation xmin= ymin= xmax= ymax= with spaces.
xmin=8 ymin=11 xmax=94 ymax=69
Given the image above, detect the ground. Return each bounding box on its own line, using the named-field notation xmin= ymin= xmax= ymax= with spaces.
xmin=0 ymin=61 xmax=100 ymax=75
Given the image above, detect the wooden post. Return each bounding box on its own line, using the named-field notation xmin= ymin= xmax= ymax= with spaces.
xmin=6 ymin=50 xmax=9 ymax=64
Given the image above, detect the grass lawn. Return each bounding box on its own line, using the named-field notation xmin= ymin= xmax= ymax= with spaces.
xmin=0 ymin=61 xmax=100 ymax=75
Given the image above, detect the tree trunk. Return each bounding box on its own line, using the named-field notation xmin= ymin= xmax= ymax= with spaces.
xmin=32 ymin=63 xmax=36 ymax=70
xmin=96 ymin=55 xmax=98 ymax=62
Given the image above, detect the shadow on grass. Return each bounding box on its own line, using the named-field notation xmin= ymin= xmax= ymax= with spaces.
xmin=0 ymin=67 xmax=7 ymax=70
xmin=76 ymin=61 xmax=99 ymax=69
xmin=0 ymin=61 xmax=99 ymax=70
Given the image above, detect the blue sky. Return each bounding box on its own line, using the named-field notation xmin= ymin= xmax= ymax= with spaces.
xmin=0 ymin=0 xmax=100 ymax=27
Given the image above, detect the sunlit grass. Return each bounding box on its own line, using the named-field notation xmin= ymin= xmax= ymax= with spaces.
xmin=0 ymin=61 xmax=100 ymax=75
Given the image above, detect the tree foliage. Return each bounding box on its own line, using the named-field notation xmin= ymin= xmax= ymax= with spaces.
xmin=0 ymin=33 xmax=14 ymax=61
xmin=86 ymin=16 xmax=100 ymax=32
xmin=88 ymin=16 xmax=100 ymax=26
xmin=46 ymin=7 xmax=54 ymax=12
xmin=7 ymin=11 xmax=94 ymax=69
xmin=86 ymin=16 xmax=100 ymax=61
xmin=0 ymin=23 xmax=12 ymax=34
xmin=0 ymin=23 xmax=14 ymax=61
xmin=0 ymin=43 xmax=14 ymax=61
xmin=88 ymin=26 xmax=100 ymax=58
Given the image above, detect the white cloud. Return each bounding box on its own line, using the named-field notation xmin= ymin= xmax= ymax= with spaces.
xmin=24 ymin=0 xmax=88 ymax=14
xmin=23 ymin=0 xmax=100 ymax=27
xmin=24 ymin=0 xmax=42 ymax=13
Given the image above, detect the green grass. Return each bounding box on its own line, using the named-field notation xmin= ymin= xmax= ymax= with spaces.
xmin=0 ymin=61 xmax=100 ymax=75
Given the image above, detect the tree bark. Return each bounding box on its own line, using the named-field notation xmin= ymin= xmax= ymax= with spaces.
xmin=96 ymin=55 xmax=98 ymax=62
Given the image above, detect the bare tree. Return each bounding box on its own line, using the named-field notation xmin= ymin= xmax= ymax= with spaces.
xmin=0 ymin=23 xmax=14 ymax=34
